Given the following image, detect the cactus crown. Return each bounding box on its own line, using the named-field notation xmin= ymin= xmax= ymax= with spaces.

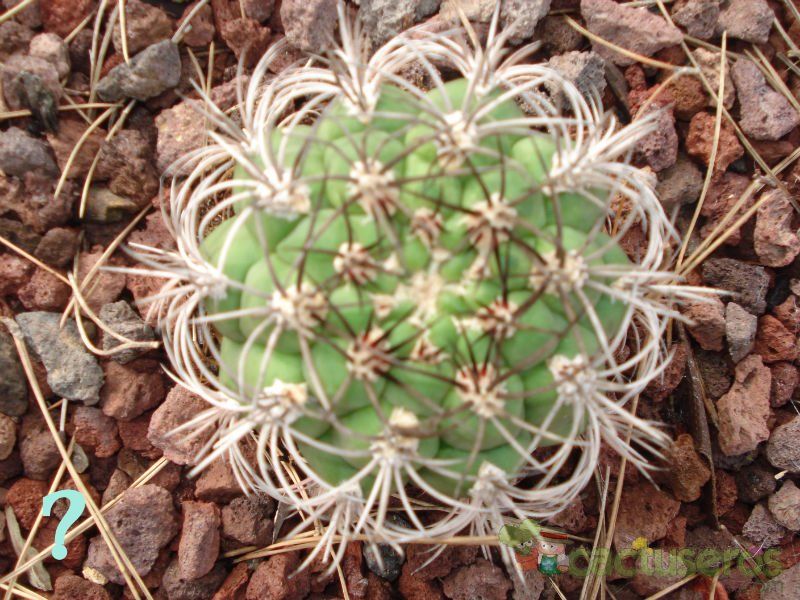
xmin=133 ymin=4 xmax=696 ymax=569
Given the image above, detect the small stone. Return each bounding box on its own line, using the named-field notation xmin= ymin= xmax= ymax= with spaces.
xmin=0 ymin=450 xmax=22 ymax=484
xmin=76 ymin=249 xmax=127 ymax=312
xmin=95 ymin=130 xmax=158 ymax=207
xmin=85 ymin=485 xmax=178 ymax=584
xmin=545 ymin=51 xmax=606 ymax=108
xmin=341 ymin=543 xmax=368 ymax=599
xmin=441 ymin=558 xmax=511 ymax=600
xmin=0 ymin=21 xmax=34 ymax=61
xmin=2 ymin=0 xmax=40 ymax=28
xmin=29 ymin=32 xmax=70 ymax=78
xmin=18 ymin=268 xmax=72 ymax=311
xmin=715 ymin=470 xmax=737 ymax=516
xmin=73 ymin=406 xmax=121 ymax=458
xmin=101 ymin=359 xmax=166 ymax=421
xmin=98 ymin=301 xmax=156 ymax=364
xmin=631 ymin=92 xmax=678 ymax=172
xmin=40 ymin=0 xmax=95 ymax=37
xmin=19 ymin=415 xmax=60 ymax=480
xmin=97 ymin=40 xmax=181 ymax=102
xmin=359 ymin=0 xmax=442 ymax=49
xmin=246 ymin=553 xmax=311 ymax=600
xmin=773 ymin=295 xmax=800 ymax=335
xmin=742 ymin=503 xmax=786 ymax=547
xmin=0 ymin=53 xmax=62 ymax=120
xmin=656 ymin=153 xmax=703 ymax=210
xmin=702 ymin=258 xmax=769 ymax=316
xmin=581 ymin=0 xmax=682 ymax=66
xmin=7 ymin=477 xmax=49 ymax=529
xmin=666 ymin=433 xmax=711 ymax=502
xmin=102 ymin=468 xmax=132 ymax=505
xmin=15 ymin=312 xmax=104 ymax=405
xmin=439 ymin=0 xmax=494 ymax=22
xmin=178 ymin=0 xmax=215 ymax=47
xmin=630 ymin=552 xmax=688 ymax=596
xmin=85 ymin=188 xmax=139 ymax=223
xmin=241 ymin=0 xmax=273 ymax=21
xmin=219 ymin=18 xmax=271 ymax=66
xmin=683 ymin=297 xmax=726 ymax=351
xmin=162 ymin=558 xmax=227 ymax=600
xmin=539 ymin=15 xmax=583 ymax=53
xmin=2 ymin=173 xmax=75 ymax=233
xmin=0 ymin=326 xmax=28 ymax=418
xmin=761 ymin=562 xmax=800 ymax=600
xmin=672 ymin=0 xmax=719 ymax=40
xmin=148 ymin=385 xmax=213 ymax=465
xmin=770 ymin=362 xmax=798 ymax=407
xmin=281 ymin=0 xmax=337 ymax=53
xmin=221 ymin=495 xmax=276 ymax=546
xmin=112 ymin=0 xmax=173 ymax=55
xmin=717 ymin=0 xmax=774 ymax=44
xmin=499 ymin=0 xmax=551 ymax=45
xmin=0 ymin=252 xmax=34 ymax=297
xmin=735 ymin=464 xmax=776 ymax=504
xmin=754 ymin=315 xmax=798 ymax=363
xmin=768 ymin=481 xmax=800 ymax=530
xmin=36 ymin=519 xmax=87 ymax=568
xmin=716 ymin=354 xmax=771 ymax=456
xmin=731 ymin=59 xmax=800 ymax=141
xmin=0 ymin=127 xmax=58 ymax=178
xmin=179 ymin=501 xmax=221 ymax=580
xmin=53 ymin=574 xmax=111 ymax=600
xmin=399 ymin=570 xmax=444 ymax=600
xmin=364 ymin=542 xmax=404 ymax=582
xmin=725 ymin=302 xmax=757 ymax=362
xmin=613 ymin=481 xmax=680 ymax=549
xmin=754 ymin=189 xmax=800 ymax=268
xmin=34 ymin=227 xmax=80 ymax=268
xmin=692 ymin=48 xmax=735 ymax=109
xmin=155 ymin=78 xmax=243 ymax=174
xmin=550 ymin=496 xmax=594 ymax=533
xmin=700 ymin=172 xmax=751 ymax=246
xmin=195 ymin=456 xmax=243 ymax=503
xmin=212 ymin=562 xmax=250 ymax=600
xmin=0 ymin=218 xmax=42 ymax=254
xmin=766 ymin=416 xmax=800 ymax=473
xmin=118 ymin=412 xmax=162 ymax=459
xmin=644 ymin=341 xmax=687 ymax=401
xmin=0 ymin=414 xmax=16 ymax=460
xmin=686 ymin=111 xmax=743 ymax=172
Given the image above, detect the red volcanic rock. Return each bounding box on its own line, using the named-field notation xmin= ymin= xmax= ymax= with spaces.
xmin=686 ymin=111 xmax=744 ymax=172
xmin=716 ymin=354 xmax=771 ymax=456
xmin=754 ymin=315 xmax=798 ymax=363
xmin=178 ymin=501 xmax=221 ymax=580
xmin=246 ymin=553 xmax=311 ymax=600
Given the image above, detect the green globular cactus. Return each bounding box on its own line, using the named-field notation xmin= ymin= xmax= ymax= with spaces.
xmin=134 ymin=4 xmax=701 ymax=569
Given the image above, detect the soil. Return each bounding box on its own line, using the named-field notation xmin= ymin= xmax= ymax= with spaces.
xmin=1 ymin=0 xmax=800 ymax=599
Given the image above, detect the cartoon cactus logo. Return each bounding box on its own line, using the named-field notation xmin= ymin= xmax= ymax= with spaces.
xmin=131 ymin=5 xmax=699 ymax=569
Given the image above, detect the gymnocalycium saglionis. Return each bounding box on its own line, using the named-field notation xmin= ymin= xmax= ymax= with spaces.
xmin=130 ymin=4 xmax=704 ymax=573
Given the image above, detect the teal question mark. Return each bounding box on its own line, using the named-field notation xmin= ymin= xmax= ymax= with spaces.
xmin=42 ymin=490 xmax=86 ymax=560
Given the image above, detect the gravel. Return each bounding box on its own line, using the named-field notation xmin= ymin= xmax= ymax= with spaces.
xmin=96 ymin=40 xmax=182 ymax=102
xmin=15 ymin=311 xmax=105 ymax=405
xmin=581 ymin=0 xmax=682 ymax=66
xmin=0 ymin=3 xmax=799 ymax=598
xmin=0 ymin=127 xmax=58 ymax=177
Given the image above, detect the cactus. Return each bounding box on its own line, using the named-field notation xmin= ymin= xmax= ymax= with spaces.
xmin=132 ymin=5 xmax=702 ymax=570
